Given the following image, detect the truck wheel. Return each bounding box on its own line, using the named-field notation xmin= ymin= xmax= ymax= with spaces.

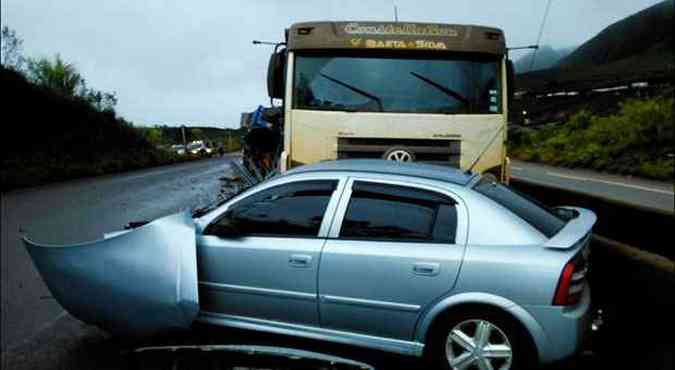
xmin=383 ymin=147 xmax=415 ymax=162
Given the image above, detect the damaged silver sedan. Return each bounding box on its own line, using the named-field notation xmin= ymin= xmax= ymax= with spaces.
xmin=25 ymin=159 xmax=596 ymax=370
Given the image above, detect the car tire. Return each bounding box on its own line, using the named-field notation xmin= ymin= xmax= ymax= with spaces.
xmin=425 ymin=308 xmax=536 ymax=370
xmin=382 ymin=147 xmax=416 ymax=162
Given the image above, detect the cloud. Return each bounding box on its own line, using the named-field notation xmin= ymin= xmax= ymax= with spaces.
xmin=1 ymin=0 xmax=662 ymax=127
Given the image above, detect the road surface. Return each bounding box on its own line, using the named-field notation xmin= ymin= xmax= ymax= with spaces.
xmin=1 ymin=157 xmax=232 ymax=368
xmin=511 ymin=160 xmax=674 ymax=213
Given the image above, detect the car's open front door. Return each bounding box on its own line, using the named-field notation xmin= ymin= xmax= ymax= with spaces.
xmin=23 ymin=211 xmax=199 ymax=337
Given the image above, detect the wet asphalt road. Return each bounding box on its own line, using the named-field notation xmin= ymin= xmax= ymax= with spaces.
xmin=1 ymin=156 xmax=233 ymax=363
xmin=511 ymin=160 xmax=674 ymax=213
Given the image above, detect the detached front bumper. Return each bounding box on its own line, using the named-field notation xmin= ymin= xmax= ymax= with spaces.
xmin=524 ymin=285 xmax=592 ymax=364
xmin=23 ymin=212 xmax=199 ymax=337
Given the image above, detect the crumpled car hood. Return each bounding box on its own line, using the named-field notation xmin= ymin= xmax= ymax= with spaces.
xmin=23 ymin=211 xmax=199 ymax=337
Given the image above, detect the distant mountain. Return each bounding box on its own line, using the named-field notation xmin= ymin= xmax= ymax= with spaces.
xmin=558 ymin=0 xmax=674 ymax=68
xmin=516 ymin=0 xmax=674 ymax=92
xmin=514 ymin=45 xmax=576 ymax=73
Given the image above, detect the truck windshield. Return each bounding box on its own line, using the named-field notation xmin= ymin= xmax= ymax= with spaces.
xmin=293 ymin=52 xmax=501 ymax=114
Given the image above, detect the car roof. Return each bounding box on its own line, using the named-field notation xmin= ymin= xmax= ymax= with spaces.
xmin=285 ymin=159 xmax=478 ymax=186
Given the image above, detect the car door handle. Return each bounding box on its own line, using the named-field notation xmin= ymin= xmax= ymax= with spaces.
xmin=289 ymin=254 xmax=312 ymax=268
xmin=413 ymin=262 xmax=440 ymax=276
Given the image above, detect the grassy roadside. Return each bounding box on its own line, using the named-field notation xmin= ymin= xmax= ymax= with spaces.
xmin=509 ymin=97 xmax=674 ymax=181
xmin=0 ymin=66 xmax=233 ymax=192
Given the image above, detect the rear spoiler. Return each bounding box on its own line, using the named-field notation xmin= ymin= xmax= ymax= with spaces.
xmin=544 ymin=207 xmax=596 ymax=249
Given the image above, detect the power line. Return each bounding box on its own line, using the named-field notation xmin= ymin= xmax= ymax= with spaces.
xmin=529 ymin=0 xmax=553 ymax=72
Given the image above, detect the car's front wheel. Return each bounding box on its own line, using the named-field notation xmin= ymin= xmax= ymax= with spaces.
xmin=427 ymin=309 xmax=535 ymax=370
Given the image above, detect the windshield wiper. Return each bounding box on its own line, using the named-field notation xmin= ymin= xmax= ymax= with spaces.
xmin=410 ymin=72 xmax=469 ymax=107
xmin=319 ymin=73 xmax=383 ymax=112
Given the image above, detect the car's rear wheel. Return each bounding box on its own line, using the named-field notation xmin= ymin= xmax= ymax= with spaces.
xmin=426 ymin=308 xmax=535 ymax=370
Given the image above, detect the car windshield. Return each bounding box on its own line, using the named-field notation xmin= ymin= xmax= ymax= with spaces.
xmin=293 ymin=52 xmax=501 ymax=114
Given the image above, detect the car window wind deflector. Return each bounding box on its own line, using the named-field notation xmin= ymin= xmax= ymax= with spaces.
xmin=318 ymin=72 xmax=384 ymax=112
xmin=192 ymin=185 xmax=250 ymax=218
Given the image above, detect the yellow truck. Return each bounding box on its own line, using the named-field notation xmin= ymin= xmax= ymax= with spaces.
xmin=260 ymin=21 xmax=514 ymax=182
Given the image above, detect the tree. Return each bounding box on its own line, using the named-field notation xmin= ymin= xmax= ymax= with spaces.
xmin=79 ymin=78 xmax=118 ymax=112
xmin=143 ymin=127 xmax=165 ymax=146
xmin=25 ymin=54 xmax=118 ymax=112
xmin=1 ymin=26 xmax=25 ymax=71
xmin=190 ymin=128 xmax=204 ymax=141
xmin=26 ymin=54 xmax=83 ymax=96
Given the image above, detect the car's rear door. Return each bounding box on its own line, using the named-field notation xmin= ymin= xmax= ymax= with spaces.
xmin=197 ymin=177 xmax=344 ymax=327
xmin=318 ymin=178 xmax=468 ymax=340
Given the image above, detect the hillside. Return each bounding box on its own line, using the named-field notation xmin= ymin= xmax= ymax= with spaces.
xmin=514 ymin=45 xmax=575 ymax=73
xmin=559 ymin=0 xmax=674 ymax=68
xmin=1 ymin=67 xmax=182 ymax=190
xmin=509 ymin=1 xmax=675 ymax=181
xmin=509 ymin=97 xmax=674 ymax=181
xmin=516 ymin=0 xmax=674 ymax=92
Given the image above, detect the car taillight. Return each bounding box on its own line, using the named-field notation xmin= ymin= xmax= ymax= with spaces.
xmin=553 ymin=251 xmax=588 ymax=306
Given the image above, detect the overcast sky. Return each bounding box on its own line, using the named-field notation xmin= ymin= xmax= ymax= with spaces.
xmin=1 ymin=0 xmax=662 ymax=128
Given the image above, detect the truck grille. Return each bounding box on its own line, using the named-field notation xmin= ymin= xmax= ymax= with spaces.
xmin=337 ymin=138 xmax=461 ymax=166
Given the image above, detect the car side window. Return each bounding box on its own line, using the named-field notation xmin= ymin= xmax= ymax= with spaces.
xmin=207 ymin=180 xmax=338 ymax=238
xmin=473 ymin=178 xmax=565 ymax=238
xmin=340 ymin=181 xmax=457 ymax=243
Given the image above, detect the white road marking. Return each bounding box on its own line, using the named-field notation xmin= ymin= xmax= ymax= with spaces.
xmin=545 ymin=172 xmax=674 ymax=195
xmin=511 ymin=166 xmax=523 ymax=171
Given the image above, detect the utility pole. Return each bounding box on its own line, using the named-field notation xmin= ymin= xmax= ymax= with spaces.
xmin=529 ymin=0 xmax=553 ymax=72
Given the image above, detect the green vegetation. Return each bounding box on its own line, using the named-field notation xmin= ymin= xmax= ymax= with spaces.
xmin=509 ymin=97 xmax=674 ymax=181
xmin=1 ymin=27 xmax=194 ymax=191
xmin=0 ymin=66 xmax=191 ymax=191
xmin=1 ymin=26 xmax=245 ymax=191
xmin=26 ymin=54 xmax=118 ymax=111
xmin=137 ymin=126 xmax=245 ymax=152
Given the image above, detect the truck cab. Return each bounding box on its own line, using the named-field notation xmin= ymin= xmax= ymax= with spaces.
xmin=264 ymin=21 xmax=515 ymax=182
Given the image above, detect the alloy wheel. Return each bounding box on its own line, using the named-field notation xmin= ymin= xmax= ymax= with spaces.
xmin=445 ymin=319 xmax=513 ymax=370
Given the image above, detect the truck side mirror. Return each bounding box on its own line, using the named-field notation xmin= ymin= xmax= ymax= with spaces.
xmin=506 ymin=59 xmax=515 ymax=110
xmin=267 ymin=49 xmax=287 ymax=99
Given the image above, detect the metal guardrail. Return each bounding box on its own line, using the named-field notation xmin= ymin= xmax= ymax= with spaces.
xmin=511 ymin=177 xmax=675 ymax=263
